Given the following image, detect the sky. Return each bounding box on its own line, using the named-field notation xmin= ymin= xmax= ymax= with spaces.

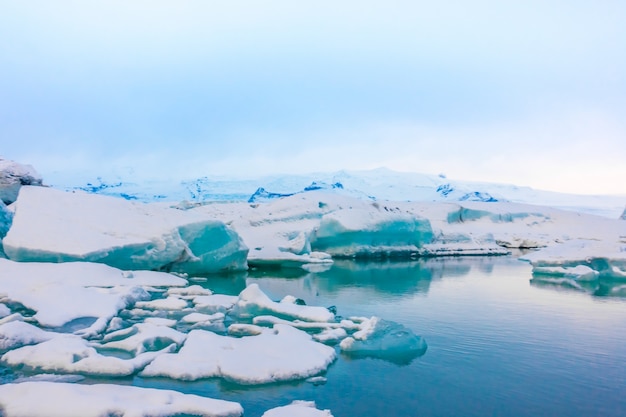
xmin=1 ymin=1 xmax=625 ymax=195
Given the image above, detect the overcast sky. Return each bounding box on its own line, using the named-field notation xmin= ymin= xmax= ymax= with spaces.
xmin=1 ymin=1 xmax=625 ymax=194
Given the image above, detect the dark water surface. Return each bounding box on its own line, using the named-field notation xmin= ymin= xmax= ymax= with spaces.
xmin=128 ymin=256 xmax=626 ymax=417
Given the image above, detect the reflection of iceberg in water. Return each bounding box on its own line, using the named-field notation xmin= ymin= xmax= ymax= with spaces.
xmin=530 ymin=275 xmax=626 ymax=298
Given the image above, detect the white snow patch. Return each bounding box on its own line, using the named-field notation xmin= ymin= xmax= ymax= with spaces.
xmin=0 ymin=381 xmax=243 ymax=417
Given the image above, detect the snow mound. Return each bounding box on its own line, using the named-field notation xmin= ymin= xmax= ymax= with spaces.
xmin=3 ymin=186 xmax=248 ymax=274
xmin=0 ymin=158 xmax=43 ymax=205
xmin=0 ymin=381 xmax=244 ymax=417
xmin=140 ymin=324 xmax=336 ymax=384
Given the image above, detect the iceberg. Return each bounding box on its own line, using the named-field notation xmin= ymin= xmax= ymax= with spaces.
xmin=339 ymin=316 xmax=427 ymax=364
xmin=310 ymin=207 xmax=434 ymax=258
xmin=140 ymin=324 xmax=336 ymax=384
xmin=3 ymin=186 xmax=248 ymax=274
xmin=0 ymin=381 xmax=244 ymax=417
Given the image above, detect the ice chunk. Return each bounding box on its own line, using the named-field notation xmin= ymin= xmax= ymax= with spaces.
xmin=193 ymin=294 xmax=239 ymax=313
xmin=3 ymin=186 xmax=248 ymax=273
xmin=0 ymin=321 xmax=55 ymax=351
xmin=2 ymin=334 xmax=175 ymax=377
xmin=100 ymin=323 xmax=187 ymax=355
xmin=232 ymin=284 xmax=335 ymax=322
xmin=522 ymin=239 xmax=626 ymax=280
xmin=0 ymin=158 xmax=43 ymax=205
xmin=227 ymin=323 xmax=264 ymax=336
xmin=141 ymin=325 xmax=336 ymax=384
xmin=167 ymin=285 xmax=212 ymax=297
xmin=134 ymin=296 xmax=189 ymax=311
xmin=0 ymin=381 xmax=244 ymax=417
xmin=144 ymin=317 xmax=178 ymax=327
xmin=339 ymin=317 xmax=427 ymax=364
xmin=181 ymin=312 xmax=225 ymax=324
xmin=313 ymin=328 xmax=348 ymax=344
xmin=310 ymin=208 xmax=433 ymax=257
xmin=262 ymin=400 xmax=333 ymax=417
xmin=532 ymin=265 xmax=600 ymax=281
xmin=0 ymin=259 xmax=184 ymax=330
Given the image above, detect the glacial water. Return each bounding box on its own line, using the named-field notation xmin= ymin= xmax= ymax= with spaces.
xmin=124 ymin=256 xmax=626 ymax=417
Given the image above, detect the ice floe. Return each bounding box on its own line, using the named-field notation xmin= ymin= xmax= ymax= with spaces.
xmin=232 ymin=283 xmax=335 ymax=322
xmin=2 ymin=333 xmax=175 ymax=377
xmin=140 ymin=324 xmax=337 ymax=384
xmin=3 ymin=186 xmax=248 ymax=273
xmin=262 ymin=400 xmax=333 ymax=417
xmin=339 ymin=316 xmax=428 ymax=363
xmin=0 ymin=381 xmax=244 ymax=417
xmin=0 ymin=259 xmax=184 ymax=330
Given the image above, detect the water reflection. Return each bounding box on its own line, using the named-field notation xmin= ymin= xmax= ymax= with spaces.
xmin=531 ymin=276 xmax=626 ymax=298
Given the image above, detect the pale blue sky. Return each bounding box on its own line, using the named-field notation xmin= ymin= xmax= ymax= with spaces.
xmin=1 ymin=1 xmax=625 ymax=194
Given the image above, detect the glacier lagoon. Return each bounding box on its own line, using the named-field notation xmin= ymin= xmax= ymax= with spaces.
xmin=18 ymin=256 xmax=621 ymax=417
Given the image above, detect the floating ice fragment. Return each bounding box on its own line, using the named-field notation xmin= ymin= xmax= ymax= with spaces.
xmin=141 ymin=325 xmax=336 ymax=384
xmin=232 ymin=284 xmax=334 ymax=322
xmin=339 ymin=317 xmax=427 ymax=364
xmin=100 ymin=323 xmax=187 ymax=355
xmin=0 ymin=259 xmax=185 ymax=330
xmin=0 ymin=381 xmax=244 ymax=417
xmin=262 ymin=400 xmax=333 ymax=417
xmin=532 ymin=265 xmax=600 ymax=281
xmin=167 ymin=285 xmax=212 ymax=297
xmin=2 ymin=334 xmax=175 ymax=377
xmin=135 ymin=296 xmax=189 ymax=310
xmin=228 ymin=323 xmax=264 ymax=336
xmin=181 ymin=312 xmax=225 ymax=324
xmin=193 ymin=294 xmax=238 ymax=313
xmin=313 ymin=328 xmax=348 ymax=344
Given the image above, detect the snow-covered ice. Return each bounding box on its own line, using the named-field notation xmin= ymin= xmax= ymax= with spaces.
xmin=0 ymin=381 xmax=244 ymax=417
xmin=0 ymin=259 xmax=184 ymax=330
xmin=140 ymin=324 xmax=337 ymax=384
xmin=232 ymin=284 xmax=335 ymax=322
xmin=3 ymin=186 xmax=248 ymax=273
xmin=262 ymin=400 xmax=333 ymax=417
xmin=2 ymin=333 xmax=176 ymax=377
